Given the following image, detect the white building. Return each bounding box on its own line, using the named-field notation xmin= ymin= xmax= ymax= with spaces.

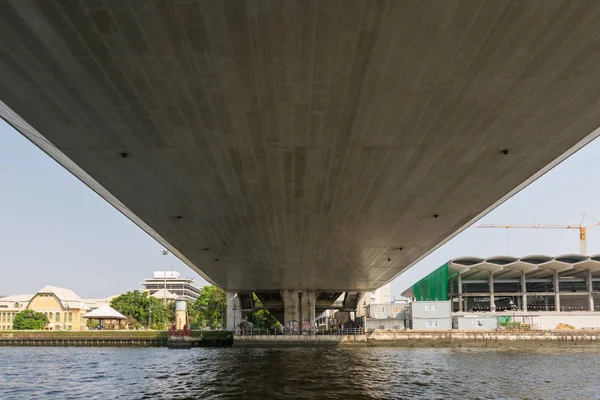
xmin=141 ymin=271 xmax=201 ymax=301
xmin=356 ymin=283 xmax=391 ymax=317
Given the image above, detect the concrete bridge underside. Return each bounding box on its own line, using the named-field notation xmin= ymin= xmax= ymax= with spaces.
xmin=3 ymin=1 xmax=600 ymax=325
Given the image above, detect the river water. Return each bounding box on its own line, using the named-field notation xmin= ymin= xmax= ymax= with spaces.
xmin=1 ymin=347 xmax=599 ymax=399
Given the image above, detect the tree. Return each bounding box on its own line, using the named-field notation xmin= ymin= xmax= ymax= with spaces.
xmin=110 ymin=290 xmax=174 ymax=329
xmin=194 ymin=286 xmax=227 ymax=330
xmin=13 ymin=309 xmax=49 ymax=330
xmin=187 ymin=301 xmax=202 ymax=329
xmin=246 ymin=294 xmax=281 ymax=330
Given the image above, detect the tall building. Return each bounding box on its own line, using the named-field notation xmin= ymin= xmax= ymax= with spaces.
xmin=141 ymin=271 xmax=201 ymax=301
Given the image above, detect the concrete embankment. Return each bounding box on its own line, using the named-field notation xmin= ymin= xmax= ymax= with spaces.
xmin=233 ymin=330 xmax=600 ymax=348
xmin=0 ymin=331 xmax=232 ymax=347
xmin=366 ymin=330 xmax=600 ymax=348
xmin=234 ymin=334 xmax=367 ymax=348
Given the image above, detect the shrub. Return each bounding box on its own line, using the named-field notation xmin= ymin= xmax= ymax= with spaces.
xmin=13 ymin=309 xmax=49 ymax=330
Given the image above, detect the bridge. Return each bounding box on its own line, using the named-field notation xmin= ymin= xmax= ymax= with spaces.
xmin=2 ymin=0 xmax=600 ymax=327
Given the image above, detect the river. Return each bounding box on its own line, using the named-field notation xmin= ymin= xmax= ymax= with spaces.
xmin=0 ymin=347 xmax=599 ymax=399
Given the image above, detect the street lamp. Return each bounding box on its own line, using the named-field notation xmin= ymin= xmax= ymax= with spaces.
xmin=161 ymin=249 xmax=168 ymax=309
xmin=232 ymin=303 xmax=238 ymax=333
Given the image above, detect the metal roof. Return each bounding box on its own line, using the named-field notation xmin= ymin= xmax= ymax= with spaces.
xmin=83 ymin=304 xmax=126 ymax=320
xmin=37 ymin=285 xmax=90 ymax=310
xmin=448 ymin=255 xmax=600 ymax=280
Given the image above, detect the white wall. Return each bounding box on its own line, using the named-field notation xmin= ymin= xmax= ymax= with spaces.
xmin=373 ymin=284 xmax=391 ymax=304
xmin=535 ymin=314 xmax=600 ymax=329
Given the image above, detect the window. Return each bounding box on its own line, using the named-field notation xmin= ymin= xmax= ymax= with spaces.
xmin=425 ymin=304 xmax=438 ymax=312
xmin=1 ymin=313 xmax=5 ymax=322
xmin=68 ymin=313 xmax=73 ymax=322
xmin=55 ymin=312 xmax=60 ymax=322
xmin=49 ymin=312 xmax=53 ymax=321
xmin=426 ymin=320 xmax=438 ymax=328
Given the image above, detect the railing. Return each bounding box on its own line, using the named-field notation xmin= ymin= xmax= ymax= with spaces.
xmin=233 ymin=328 xmax=364 ymax=336
xmin=168 ymin=326 xmax=190 ymax=337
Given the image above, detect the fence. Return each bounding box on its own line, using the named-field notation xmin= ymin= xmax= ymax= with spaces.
xmin=234 ymin=328 xmax=364 ymax=336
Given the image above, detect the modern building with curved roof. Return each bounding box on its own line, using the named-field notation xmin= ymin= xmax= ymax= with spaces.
xmin=405 ymin=255 xmax=600 ymax=313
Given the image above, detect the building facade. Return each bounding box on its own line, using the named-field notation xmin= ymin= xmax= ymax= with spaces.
xmin=141 ymin=271 xmax=201 ymax=301
xmin=409 ymin=301 xmax=452 ymax=330
xmin=356 ymin=283 xmax=391 ymax=318
xmin=0 ymin=286 xmax=90 ymax=330
xmin=403 ymin=255 xmax=600 ymax=330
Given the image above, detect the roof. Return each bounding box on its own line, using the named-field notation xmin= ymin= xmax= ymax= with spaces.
xmin=0 ymin=294 xmax=33 ymax=303
xmin=81 ymin=295 xmax=118 ymax=310
xmin=37 ymin=285 xmax=90 ymax=310
xmin=447 ymin=254 xmax=600 ymax=280
xmin=153 ymin=271 xmax=180 ymax=279
xmin=402 ymin=254 xmax=600 ymax=298
xmin=151 ymin=289 xmax=179 ymax=300
xmin=83 ymin=304 xmax=126 ymax=320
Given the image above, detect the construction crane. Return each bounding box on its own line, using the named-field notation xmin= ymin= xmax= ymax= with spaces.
xmin=474 ymin=214 xmax=600 ymax=255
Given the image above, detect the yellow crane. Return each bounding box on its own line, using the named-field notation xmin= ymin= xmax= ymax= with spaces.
xmin=474 ymin=214 xmax=600 ymax=255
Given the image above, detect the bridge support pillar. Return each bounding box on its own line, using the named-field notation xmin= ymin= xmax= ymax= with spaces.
xmin=226 ymin=292 xmax=242 ymax=331
xmin=280 ymin=290 xmax=316 ymax=332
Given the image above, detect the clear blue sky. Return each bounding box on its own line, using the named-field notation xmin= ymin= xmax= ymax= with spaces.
xmin=1 ymin=119 xmax=599 ymax=299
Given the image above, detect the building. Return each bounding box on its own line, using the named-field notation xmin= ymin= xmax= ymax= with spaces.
xmin=366 ymin=300 xmax=408 ymax=320
xmin=0 ymin=286 xmax=90 ymax=331
xmin=453 ymin=315 xmax=498 ymax=330
xmin=356 ymin=283 xmax=391 ymax=318
xmin=151 ymin=289 xmax=179 ymax=301
xmin=0 ymin=294 xmax=31 ymax=330
xmin=364 ymin=301 xmax=407 ymax=331
xmin=403 ymin=255 xmax=600 ymax=330
xmin=408 ymin=301 xmax=452 ymax=330
xmin=141 ymin=271 xmax=201 ymax=301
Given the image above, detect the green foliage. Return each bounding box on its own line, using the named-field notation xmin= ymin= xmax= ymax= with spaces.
xmin=193 ymin=286 xmax=227 ymax=330
xmin=190 ymin=287 xmax=282 ymax=331
xmin=12 ymin=309 xmax=49 ymax=330
xmin=187 ymin=301 xmax=202 ymax=329
xmin=110 ymin=290 xmax=174 ymax=329
xmin=499 ymin=321 xmax=521 ymax=329
xmin=246 ymin=294 xmax=281 ymax=330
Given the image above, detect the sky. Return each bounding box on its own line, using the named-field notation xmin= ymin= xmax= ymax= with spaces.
xmin=1 ymin=119 xmax=599 ymax=299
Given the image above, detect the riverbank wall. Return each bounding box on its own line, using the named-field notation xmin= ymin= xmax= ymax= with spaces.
xmin=4 ymin=330 xmax=600 ymax=349
xmin=234 ymin=333 xmax=367 ymax=347
xmin=0 ymin=331 xmax=232 ymax=347
xmin=233 ymin=330 xmax=600 ymax=348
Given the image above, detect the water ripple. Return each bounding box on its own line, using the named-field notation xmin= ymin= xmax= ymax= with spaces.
xmin=0 ymin=347 xmax=599 ymax=399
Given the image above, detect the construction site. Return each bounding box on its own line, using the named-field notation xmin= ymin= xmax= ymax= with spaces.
xmin=401 ymin=216 xmax=600 ymax=331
